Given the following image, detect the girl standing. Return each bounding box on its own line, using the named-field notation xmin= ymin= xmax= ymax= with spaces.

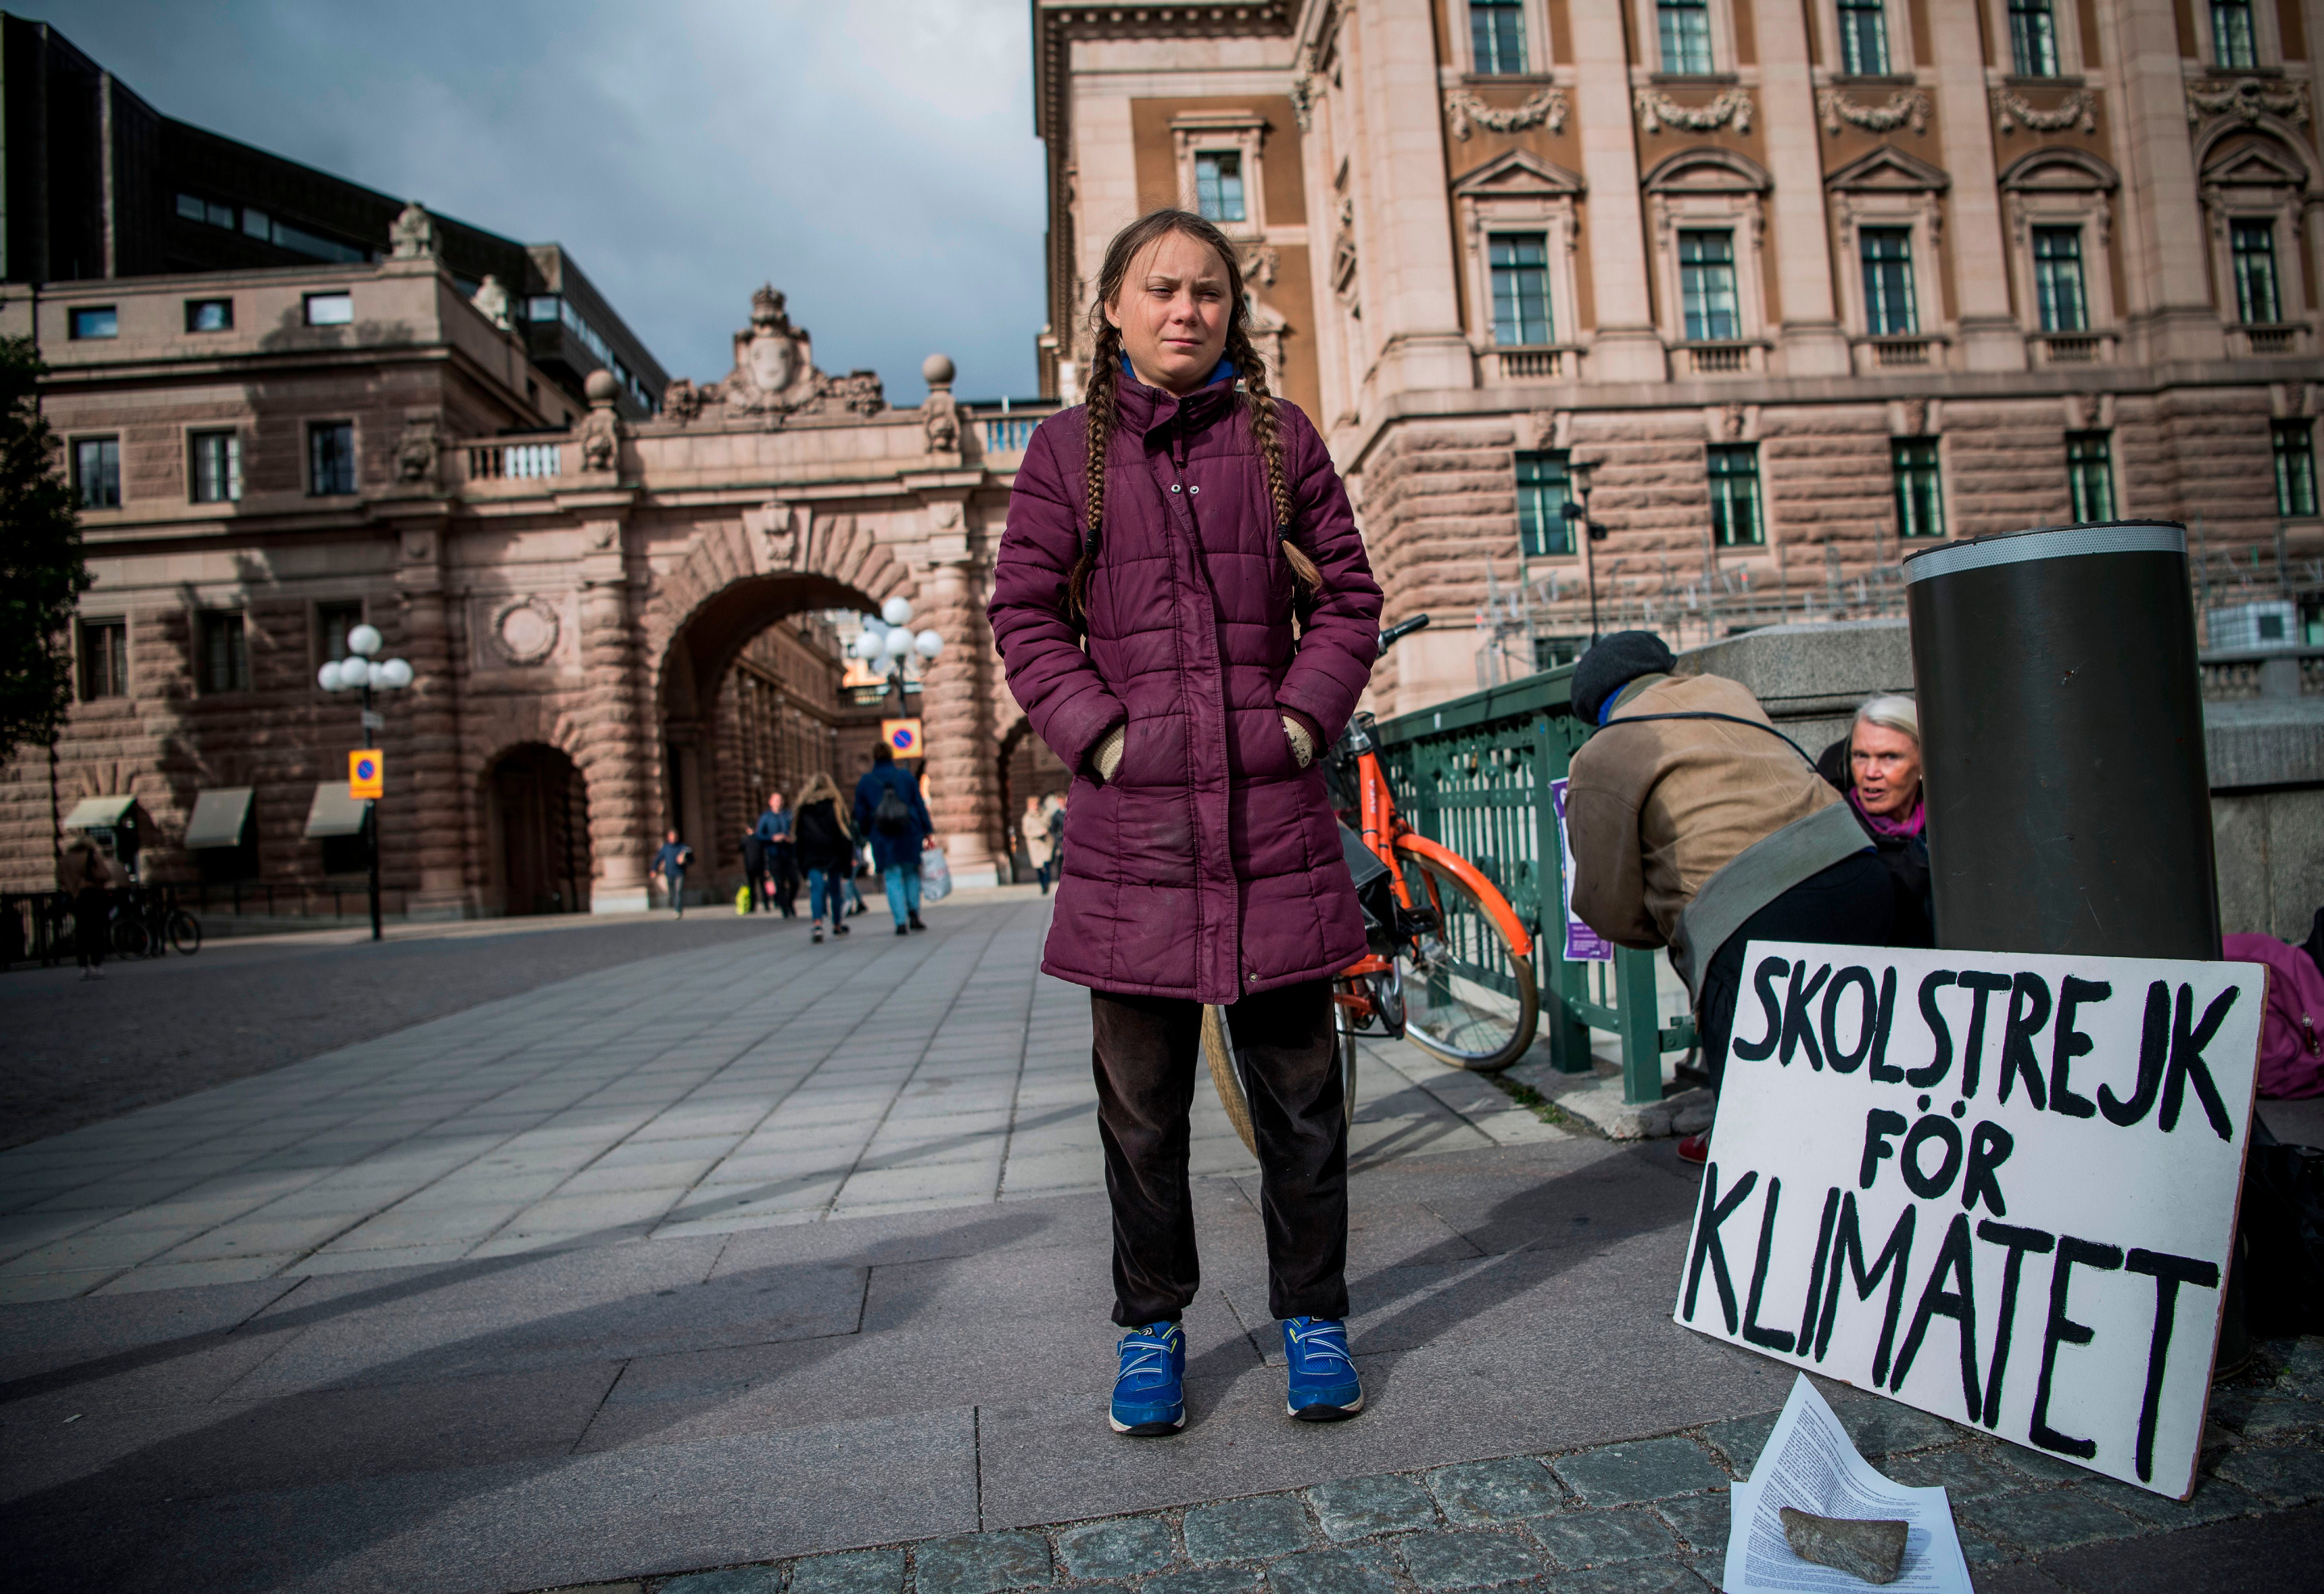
xmin=990 ymin=209 xmax=1383 ymax=1434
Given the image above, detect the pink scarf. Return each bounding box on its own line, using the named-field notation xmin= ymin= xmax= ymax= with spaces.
xmin=1850 ymin=787 xmax=1924 ymax=840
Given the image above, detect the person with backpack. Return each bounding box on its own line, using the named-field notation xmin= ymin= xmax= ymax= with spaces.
xmin=793 ymin=772 xmax=854 ymax=945
xmin=853 ymin=744 xmax=936 ymax=936
xmin=988 ymin=208 xmax=1383 ymax=1437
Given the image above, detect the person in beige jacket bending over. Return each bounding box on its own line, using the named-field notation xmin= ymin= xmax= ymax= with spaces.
xmin=1562 ymin=632 xmax=1894 ymax=1162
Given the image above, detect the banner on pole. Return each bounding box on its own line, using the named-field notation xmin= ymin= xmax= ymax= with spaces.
xmin=1674 ymin=940 xmax=2263 ymax=1499
xmin=348 ymin=749 xmax=383 ymax=800
xmin=1549 ymin=778 xmax=1612 ymax=963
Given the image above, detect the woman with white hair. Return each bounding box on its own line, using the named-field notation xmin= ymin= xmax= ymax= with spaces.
xmin=1819 ymin=694 xmax=1933 ymax=947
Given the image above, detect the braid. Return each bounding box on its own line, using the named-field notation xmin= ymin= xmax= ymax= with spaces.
xmin=1069 ymin=318 xmax=1123 ymax=617
xmin=1224 ymin=323 xmax=1320 ymax=594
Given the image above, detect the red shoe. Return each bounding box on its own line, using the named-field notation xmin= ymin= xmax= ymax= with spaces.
xmin=1676 ymin=1133 xmax=1710 ymax=1166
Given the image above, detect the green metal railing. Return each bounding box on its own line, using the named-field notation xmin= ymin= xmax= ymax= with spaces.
xmin=1372 ymin=663 xmax=1698 ymax=1106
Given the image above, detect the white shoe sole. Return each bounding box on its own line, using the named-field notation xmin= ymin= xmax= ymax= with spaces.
xmin=1287 ymin=1391 xmax=1365 ymax=1420
xmin=1109 ymin=1410 xmax=1185 ymax=1435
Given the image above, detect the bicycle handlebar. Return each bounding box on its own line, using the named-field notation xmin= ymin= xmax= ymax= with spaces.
xmin=1378 ymin=614 xmax=1431 ymax=653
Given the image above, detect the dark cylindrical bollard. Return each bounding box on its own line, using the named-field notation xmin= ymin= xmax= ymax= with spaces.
xmin=1903 ymin=520 xmax=2219 ymax=960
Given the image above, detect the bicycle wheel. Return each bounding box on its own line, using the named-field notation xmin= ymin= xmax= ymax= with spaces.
xmin=166 ymin=910 xmax=203 ymax=956
xmin=1201 ymin=991 xmax=1358 ymax=1161
xmin=110 ymin=916 xmax=150 ymax=959
xmin=1393 ymin=844 xmax=1539 ymax=1071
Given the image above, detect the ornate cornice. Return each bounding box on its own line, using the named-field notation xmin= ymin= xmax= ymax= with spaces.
xmin=2185 ymin=75 xmax=2312 ymax=129
xmin=1819 ymin=86 xmax=1930 ymax=136
xmin=1444 ymin=86 xmax=1570 ymax=141
xmin=1992 ymin=85 xmax=2099 ymax=135
xmin=1635 ymin=87 xmax=1753 ymax=136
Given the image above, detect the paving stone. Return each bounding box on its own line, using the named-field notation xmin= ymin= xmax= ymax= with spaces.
xmin=1647 ymin=1492 xmax=1728 ymax=1558
xmin=1054 ymin=1517 xmax=1175 ymax=1581
xmin=1880 ymin=1445 xmax=2029 ymax=1500
xmin=2074 ymin=1472 xmax=2261 ymax=1528
xmin=1551 ymin=1440 xmax=1728 ymax=1506
xmin=1184 ymin=1495 xmax=1314 ymax=1563
xmin=661 ymin=1570 xmax=784 ymax=1594
xmin=1829 ymin=1397 xmax=1967 ymax=1458
xmin=913 ymin=1532 xmax=1054 ymax=1594
xmin=2213 ymin=1443 xmax=2324 ymax=1505
xmin=2236 ymin=1394 xmax=2322 ymax=1440
xmin=1144 ymin=1569 xmax=1259 ymax=1594
xmin=1953 ymin=1530 xmax=2012 ymax=1567
xmin=789 ymin=1548 xmax=906 ymax=1594
xmin=1988 ymin=1445 xmax=2099 ymax=1484
xmin=1956 ymin=1488 xmax=2146 ymax=1553
xmin=1425 ymin=1458 xmax=1565 ymax=1524
xmin=1529 ymin=1509 xmax=1677 ymax=1569
xmin=1394 ymin=1528 xmax=1544 ymax=1590
xmin=2276 ymin=1336 xmax=2324 ymax=1387
xmin=1539 ymin=1561 xmax=1706 ymax=1594
xmin=1697 ymin=1412 xmax=1777 ymax=1478
xmin=1259 ymin=1544 xmax=1398 ymax=1594
xmin=1307 ymin=1474 xmax=1438 ymax=1540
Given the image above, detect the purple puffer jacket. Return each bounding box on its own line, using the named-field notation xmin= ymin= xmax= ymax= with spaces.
xmin=990 ymin=371 xmax=1383 ymax=1003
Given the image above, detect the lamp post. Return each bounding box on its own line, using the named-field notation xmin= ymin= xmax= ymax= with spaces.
xmin=317 ymin=624 xmax=413 ymax=941
xmin=847 ymin=596 xmax=945 ymax=715
xmin=1559 ymin=459 xmax=1612 ymax=644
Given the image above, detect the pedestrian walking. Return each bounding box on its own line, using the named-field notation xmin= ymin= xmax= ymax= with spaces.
xmin=652 ymin=830 xmax=694 ymax=918
xmin=56 ymin=833 xmax=118 ymax=979
xmin=755 ymin=792 xmax=798 ymax=917
xmin=1046 ymin=791 xmax=1066 ymax=879
xmin=1021 ymin=793 xmax=1056 ymax=893
xmin=793 ymin=771 xmax=854 ymax=944
xmin=989 ymin=207 xmax=1384 ymax=1436
xmin=740 ymin=824 xmax=768 ymax=914
xmin=1561 ymin=631 xmax=1893 ymax=1164
xmin=853 ymin=745 xmax=937 ymax=936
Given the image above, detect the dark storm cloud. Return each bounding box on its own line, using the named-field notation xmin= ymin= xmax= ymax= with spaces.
xmin=34 ymin=0 xmax=1048 ymax=401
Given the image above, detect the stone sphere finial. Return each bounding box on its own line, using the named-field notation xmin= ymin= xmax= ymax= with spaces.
xmin=921 ymin=353 xmax=956 ymax=388
xmin=584 ymin=369 xmax=620 ymax=405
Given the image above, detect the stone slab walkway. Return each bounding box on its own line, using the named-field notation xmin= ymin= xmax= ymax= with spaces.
xmin=0 ymin=897 xmax=1554 ymax=1302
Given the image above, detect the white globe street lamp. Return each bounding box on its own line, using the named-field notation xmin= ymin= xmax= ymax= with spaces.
xmin=881 ymin=596 xmax=914 ymax=628
xmin=316 ymin=625 xmax=414 ymax=941
xmin=915 ymin=629 xmax=943 ymax=660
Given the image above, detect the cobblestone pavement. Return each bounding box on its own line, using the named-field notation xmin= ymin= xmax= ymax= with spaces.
xmin=0 ymin=894 xmax=1555 ymax=1300
xmin=549 ymin=1338 xmax=2324 ymax=1594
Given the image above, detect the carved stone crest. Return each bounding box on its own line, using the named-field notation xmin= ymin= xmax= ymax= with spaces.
xmin=491 ymin=597 xmax=562 ymax=666
xmin=396 ymin=409 xmax=444 ymax=488
xmin=666 ymin=285 xmax=889 ymax=428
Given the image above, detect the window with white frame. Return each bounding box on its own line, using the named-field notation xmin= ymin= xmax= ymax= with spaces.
xmin=2231 ymin=219 xmax=2282 ymax=323
xmin=1195 ymin=153 xmax=1246 ymax=224
xmin=2274 ymin=420 xmax=2318 ymax=517
xmin=1172 ymin=111 xmax=1268 ymax=237
xmin=1489 ymin=235 xmax=1554 ymax=345
xmin=1646 ymin=149 xmax=1772 ymax=352
xmin=1515 ymin=451 xmax=1572 ymax=556
xmin=2001 ymin=148 xmax=2120 ymax=344
xmin=1892 ymin=439 xmax=1945 ymax=539
xmin=1470 ymin=0 xmax=1528 ymax=74
xmin=1860 ymin=229 xmax=1918 ymax=335
xmin=190 ymin=430 xmax=241 ymax=504
xmin=1453 ymin=151 xmax=1585 ymax=364
xmin=1707 ymin=445 xmax=1764 ymax=546
xmin=2200 ymin=137 xmax=2309 ymax=336
xmin=1679 ymin=232 xmax=1740 ymax=341
xmin=1658 ymin=0 xmax=1715 ymax=74
xmin=1826 ymin=147 xmax=1950 ymax=347
xmin=2032 ymin=227 xmax=2088 ymax=332
xmin=74 ymin=437 xmax=121 ymax=509
xmin=2066 ymin=431 xmax=2116 ymax=522
xmin=2008 ymin=0 xmax=2060 ymax=75
xmin=1836 ymin=0 xmax=1891 ymax=76
xmin=2212 ymin=0 xmax=2259 ymax=69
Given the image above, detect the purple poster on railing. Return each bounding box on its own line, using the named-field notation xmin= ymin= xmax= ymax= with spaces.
xmin=1549 ymin=777 xmax=1613 ymax=963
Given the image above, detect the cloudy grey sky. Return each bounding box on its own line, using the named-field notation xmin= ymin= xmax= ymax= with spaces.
xmin=41 ymin=0 xmax=1048 ymax=402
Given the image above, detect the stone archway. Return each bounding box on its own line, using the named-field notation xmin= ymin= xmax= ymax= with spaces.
xmin=482 ymin=742 xmax=591 ymax=916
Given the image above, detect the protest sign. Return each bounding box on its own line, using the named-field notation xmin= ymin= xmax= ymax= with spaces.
xmin=1549 ymin=778 xmax=1612 ymax=963
xmin=1675 ymin=941 xmax=2264 ymax=1498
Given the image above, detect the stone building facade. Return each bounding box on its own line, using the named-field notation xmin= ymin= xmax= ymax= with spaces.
xmin=1 ymin=232 xmax=1040 ymax=910
xmin=1034 ymin=0 xmax=2324 ymax=711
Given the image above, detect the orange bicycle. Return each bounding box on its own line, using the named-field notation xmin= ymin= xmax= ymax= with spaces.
xmin=1205 ymin=615 xmax=1541 ymax=1150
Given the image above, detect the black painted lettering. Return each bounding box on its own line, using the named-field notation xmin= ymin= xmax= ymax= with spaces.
xmin=1796 ymin=1187 xmax=1842 ymax=1352
xmin=2124 ymin=1248 xmax=2222 ymax=1484
xmin=1901 ymin=1114 xmax=1966 ymax=1201
xmin=1741 ymin=1176 xmax=1796 ymax=1352
xmin=2044 ymin=976 xmax=2109 ymax=1120
xmin=2030 ymin=1236 xmax=2123 ymax=1459
xmin=2099 ymin=981 xmax=2171 ymax=1128
xmin=1820 ymin=967 xmax=1879 ymax=1075
xmin=1997 ymin=972 xmax=2053 ymax=1110
xmin=1684 ymin=1162 xmax=1761 ymax=1334
xmin=1891 ymin=1212 xmax=1983 ymax=1421
xmin=1868 ymin=969 xmax=1904 ymax=1084
xmin=1859 ymin=1108 xmax=1908 ymax=1191
xmin=1975 ymin=1221 xmax=2056 ymax=1429
xmin=1818 ymin=1195 xmax=1917 ymax=1387
xmin=1730 ymin=956 xmax=1790 ymax=1063
xmin=1907 ymin=971 xmax=1957 ymax=1090
xmin=1781 ymin=962 xmax=1833 ymax=1069
xmin=1955 ymin=971 xmax=2015 ymax=1101
xmin=2159 ymin=984 xmax=2240 ymax=1141
xmin=1960 ymin=1121 xmax=2014 ymax=1218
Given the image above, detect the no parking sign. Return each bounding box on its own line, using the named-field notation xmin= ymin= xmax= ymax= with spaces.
xmin=348 ymin=749 xmax=383 ymax=799
xmin=880 ymin=719 xmax=923 ymax=759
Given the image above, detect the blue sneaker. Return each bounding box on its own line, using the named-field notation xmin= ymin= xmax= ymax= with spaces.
xmin=1282 ymin=1317 xmax=1363 ymax=1420
xmin=1110 ymin=1321 xmax=1186 ymax=1435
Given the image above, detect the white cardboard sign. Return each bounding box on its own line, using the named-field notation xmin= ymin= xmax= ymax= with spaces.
xmin=1674 ymin=941 xmax=2265 ymax=1498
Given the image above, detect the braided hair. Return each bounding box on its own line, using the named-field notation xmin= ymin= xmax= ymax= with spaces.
xmin=1069 ymin=208 xmax=1321 ymax=615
